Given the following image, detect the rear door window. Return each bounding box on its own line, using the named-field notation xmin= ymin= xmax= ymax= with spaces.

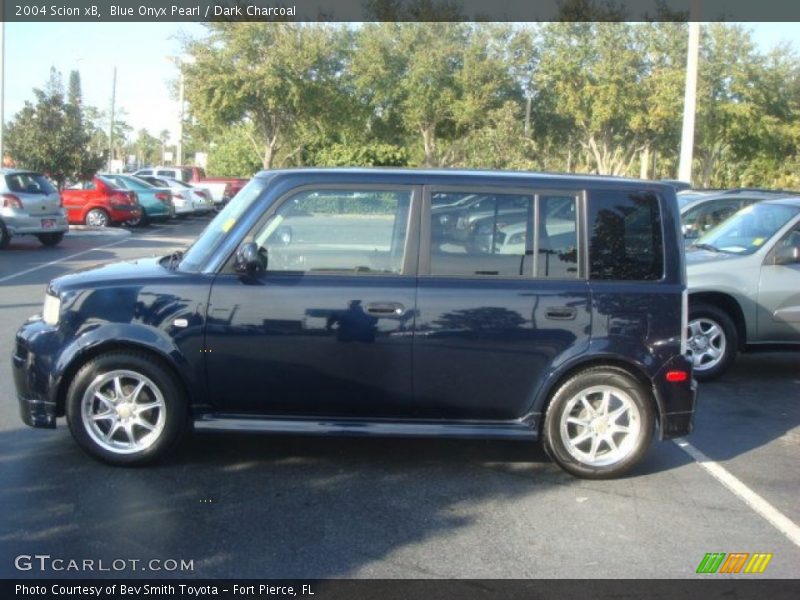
xmin=5 ymin=172 xmax=57 ymax=195
xmin=588 ymin=190 xmax=664 ymax=280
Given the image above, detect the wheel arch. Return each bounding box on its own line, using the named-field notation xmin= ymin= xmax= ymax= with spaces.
xmin=55 ymin=341 xmax=193 ymax=418
xmin=536 ymin=356 xmax=662 ymax=436
xmin=689 ymin=291 xmax=747 ymax=351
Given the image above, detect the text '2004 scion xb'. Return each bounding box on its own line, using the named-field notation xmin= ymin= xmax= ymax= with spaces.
xmin=12 ymin=169 xmax=696 ymax=479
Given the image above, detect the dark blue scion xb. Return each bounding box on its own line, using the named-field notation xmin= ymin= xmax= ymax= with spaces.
xmin=12 ymin=169 xmax=696 ymax=478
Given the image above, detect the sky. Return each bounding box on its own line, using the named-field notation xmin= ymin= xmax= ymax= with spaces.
xmin=3 ymin=21 xmax=798 ymax=146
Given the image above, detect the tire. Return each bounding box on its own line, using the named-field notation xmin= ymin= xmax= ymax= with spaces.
xmin=85 ymin=208 xmax=110 ymax=228
xmin=687 ymin=303 xmax=738 ymax=382
xmin=66 ymin=351 xmax=189 ymax=466
xmin=0 ymin=220 xmax=9 ymax=249
xmin=36 ymin=232 xmax=65 ymax=247
xmin=125 ymin=213 xmax=148 ymax=228
xmin=543 ymin=367 xmax=655 ymax=479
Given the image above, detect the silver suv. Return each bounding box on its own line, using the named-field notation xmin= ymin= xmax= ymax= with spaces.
xmin=686 ymin=197 xmax=800 ymax=380
xmin=0 ymin=169 xmax=68 ymax=248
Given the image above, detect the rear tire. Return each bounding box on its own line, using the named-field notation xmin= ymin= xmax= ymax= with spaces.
xmin=687 ymin=303 xmax=738 ymax=382
xmin=85 ymin=208 xmax=110 ymax=228
xmin=66 ymin=351 xmax=188 ymax=466
xmin=0 ymin=220 xmax=9 ymax=249
xmin=36 ymin=232 xmax=64 ymax=247
xmin=543 ymin=367 xmax=655 ymax=479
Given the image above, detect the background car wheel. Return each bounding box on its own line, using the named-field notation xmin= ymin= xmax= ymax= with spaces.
xmin=66 ymin=351 xmax=188 ymax=466
xmin=85 ymin=209 xmax=110 ymax=228
xmin=543 ymin=366 xmax=655 ymax=479
xmin=687 ymin=303 xmax=737 ymax=382
xmin=125 ymin=213 xmax=147 ymax=227
xmin=0 ymin=220 xmax=9 ymax=249
xmin=36 ymin=232 xmax=64 ymax=247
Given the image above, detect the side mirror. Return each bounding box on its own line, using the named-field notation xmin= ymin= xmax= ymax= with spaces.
xmin=234 ymin=242 xmax=266 ymax=275
xmin=775 ymin=245 xmax=800 ymax=266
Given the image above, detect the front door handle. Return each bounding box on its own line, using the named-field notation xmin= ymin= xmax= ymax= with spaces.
xmin=545 ymin=306 xmax=577 ymax=320
xmin=365 ymin=302 xmax=405 ymax=316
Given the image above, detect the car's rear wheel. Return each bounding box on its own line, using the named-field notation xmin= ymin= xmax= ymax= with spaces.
xmin=36 ymin=232 xmax=64 ymax=247
xmin=0 ymin=220 xmax=9 ymax=249
xmin=66 ymin=351 xmax=188 ymax=465
xmin=544 ymin=367 xmax=654 ymax=479
xmin=125 ymin=213 xmax=147 ymax=227
xmin=85 ymin=208 xmax=110 ymax=228
xmin=687 ymin=303 xmax=737 ymax=382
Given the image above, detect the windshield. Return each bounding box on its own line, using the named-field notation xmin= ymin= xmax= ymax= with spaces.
xmin=100 ymin=174 xmax=154 ymax=191
xmin=695 ymin=202 xmax=800 ymax=254
xmin=177 ymin=177 xmax=269 ymax=272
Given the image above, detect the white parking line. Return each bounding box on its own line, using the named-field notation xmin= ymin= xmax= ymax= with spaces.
xmin=0 ymin=238 xmax=131 ymax=284
xmin=674 ymin=438 xmax=800 ymax=547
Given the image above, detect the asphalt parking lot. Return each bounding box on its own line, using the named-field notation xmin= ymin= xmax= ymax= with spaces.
xmin=0 ymin=216 xmax=798 ymax=579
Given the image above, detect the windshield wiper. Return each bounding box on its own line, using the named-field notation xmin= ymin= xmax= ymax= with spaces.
xmin=692 ymin=242 xmax=719 ymax=253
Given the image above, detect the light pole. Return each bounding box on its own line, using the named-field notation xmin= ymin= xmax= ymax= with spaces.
xmin=678 ymin=0 xmax=701 ymax=184
xmin=107 ymin=66 xmax=117 ymax=172
xmin=167 ymin=54 xmax=195 ymax=166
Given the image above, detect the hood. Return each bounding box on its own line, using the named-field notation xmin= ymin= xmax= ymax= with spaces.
xmin=49 ymin=256 xmax=178 ymax=294
xmin=684 ymin=247 xmax=745 ymax=267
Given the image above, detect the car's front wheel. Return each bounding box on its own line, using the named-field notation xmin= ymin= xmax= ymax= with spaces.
xmin=544 ymin=367 xmax=655 ymax=479
xmin=687 ymin=303 xmax=737 ymax=382
xmin=66 ymin=351 xmax=188 ymax=465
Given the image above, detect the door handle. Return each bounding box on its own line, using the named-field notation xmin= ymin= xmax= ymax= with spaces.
xmin=545 ymin=307 xmax=577 ymax=320
xmin=365 ymin=302 xmax=405 ymax=316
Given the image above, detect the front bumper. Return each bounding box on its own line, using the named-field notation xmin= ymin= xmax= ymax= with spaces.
xmin=12 ymin=318 xmax=66 ymax=429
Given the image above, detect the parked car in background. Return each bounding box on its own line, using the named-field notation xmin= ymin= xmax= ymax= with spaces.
xmin=680 ymin=189 xmax=792 ymax=244
xmin=686 ymin=197 xmax=800 ymax=380
xmin=99 ymin=174 xmax=174 ymax=225
xmin=12 ymin=169 xmax=695 ymax=479
xmin=0 ymin=169 xmax=68 ymax=248
xmin=133 ymin=166 xmax=248 ymax=208
xmin=61 ymin=177 xmax=142 ymax=228
xmin=137 ymin=176 xmax=214 ymax=215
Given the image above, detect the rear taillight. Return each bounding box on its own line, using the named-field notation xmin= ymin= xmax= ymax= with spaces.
xmin=111 ymin=191 xmax=132 ymax=205
xmin=155 ymin=192 xmax=171 ymax=204
xmin=174 ymin=193 xmax=185 ymax=200
xmin=666 ymin=370 xmax=689 ymax=383
xmin=1 ymin=194 xmax=22 ymax=209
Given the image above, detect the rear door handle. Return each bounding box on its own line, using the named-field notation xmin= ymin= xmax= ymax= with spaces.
xmin=545 ymin=307 xmax=577 ymax=320
xmin=365 ymin=302 xmax=405 ymax=315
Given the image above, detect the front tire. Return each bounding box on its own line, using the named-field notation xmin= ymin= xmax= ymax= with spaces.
xmin=687 ymin=303 xmax=737 ymax=382
xmin=36 ymin=232 xmax=64 ymax=247
xmin=66 ymin=351 xmax=188 ymax=465
xmin=543 ymin=367 xmax=655 ymax=479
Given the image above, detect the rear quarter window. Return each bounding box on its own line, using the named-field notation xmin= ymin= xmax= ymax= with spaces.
xmin=588 ymin=190 xmax=664 ymax=281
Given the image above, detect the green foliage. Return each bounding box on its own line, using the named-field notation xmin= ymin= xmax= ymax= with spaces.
xmin=314 ymin=143 xmax=409 ymax=167
xmin=206 ymin=123 xmax=263 ymax=177
xmin=5 ymin=67 xmax=104 ymax=187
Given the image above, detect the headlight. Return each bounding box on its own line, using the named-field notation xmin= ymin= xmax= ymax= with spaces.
xmin=42 ymin=293 xmax=61 ymax=326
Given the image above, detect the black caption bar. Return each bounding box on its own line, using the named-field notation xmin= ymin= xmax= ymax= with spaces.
xmin=2 ymin=0 xmax=800 ymax=22
xmin=5 ymin=579 xmax=800 ymax=600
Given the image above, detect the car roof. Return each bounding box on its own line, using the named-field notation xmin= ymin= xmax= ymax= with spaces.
xmin=255 ymin=167 xmax=677 ymax=192
xmin=0 ymin=168 xmax=44 ymax=176
xmin=678 ymin=190 xmax=799 ymax=212
xmin=761 ymin=196 xmax=800 ymax=207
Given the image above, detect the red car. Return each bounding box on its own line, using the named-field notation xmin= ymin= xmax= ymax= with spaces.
xmin=61 ymin=177 xmax=142 ymax=227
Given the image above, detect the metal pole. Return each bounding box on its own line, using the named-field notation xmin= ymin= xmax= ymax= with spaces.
xmin=177 ymin=69 xmax=184 ymax=166
xmin=0 ymin=19 xmax=5 ymax=165
xmin=678 ymin=1 xmax=701 ymax=184
xmin=107 ymin=67 xmax=116 ymax=172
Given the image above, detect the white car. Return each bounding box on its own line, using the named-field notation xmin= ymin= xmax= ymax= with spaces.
xmin=138 ymin=176 xmax=214 ymax=215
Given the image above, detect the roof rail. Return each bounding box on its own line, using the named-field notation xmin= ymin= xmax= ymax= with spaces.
xmin=722 ymin=187 xmax=800 ymax=195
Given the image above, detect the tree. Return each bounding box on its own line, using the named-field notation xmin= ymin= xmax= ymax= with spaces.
xmin=5 ymin=67 xmax=103 ymax=187
xmin=183 ymin=23 xmax=350 ymax=169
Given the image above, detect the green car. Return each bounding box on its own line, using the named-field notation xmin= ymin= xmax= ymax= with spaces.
xmin=99 ymin=174 xmax=174 ymax=226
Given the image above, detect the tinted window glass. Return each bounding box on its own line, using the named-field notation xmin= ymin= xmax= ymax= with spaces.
xmin=157 ymin=170 xmax=177 ymax=178
xmin=537 ymin=195 xmax=579 ymax=278
xmin=589 ymin=191 xmax=664 ymax=280
xmin=430 ymin=192 xmax=533 ymax=277
xmin=254 ymin=189 xmax=411 ymax=274
xmin=5 ymin=173 xmax=57 ymax=195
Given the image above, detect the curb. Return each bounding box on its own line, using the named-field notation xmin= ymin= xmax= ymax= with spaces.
xmin=66 ymin=227 xmax=132 ymax=238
